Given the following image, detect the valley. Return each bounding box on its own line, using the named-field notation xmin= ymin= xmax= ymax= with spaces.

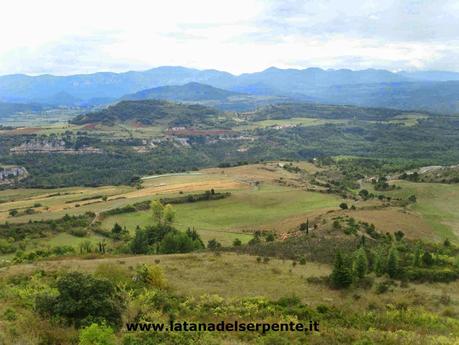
xmin=1 ymin=72 xmax=459 ymax=345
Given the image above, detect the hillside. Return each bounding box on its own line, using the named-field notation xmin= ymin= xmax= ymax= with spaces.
xmin=247 ymin=102 xmax=417 ymax=121
xmin=122 ymin=82 xmax=242 ymax=101
xmin=70 ymin=99 xmax=221 ymax=126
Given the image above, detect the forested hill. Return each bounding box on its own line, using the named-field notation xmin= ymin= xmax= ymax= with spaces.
xmin=70 ymin=99 xmax=220 ymax=126
xmin=247 ymin=102 xmax=423 ymax=121
xmin=122 ymin=82 xmax=242 ymax=102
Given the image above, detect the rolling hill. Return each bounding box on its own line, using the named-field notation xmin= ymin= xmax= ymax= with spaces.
xmin=122 ymin=82 xmax=242 ymax=102
xmin=70 ymin=99 xmax=221 ymax=126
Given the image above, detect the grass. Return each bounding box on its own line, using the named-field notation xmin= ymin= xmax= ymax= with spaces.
xmin=373 ymin=180 xmax=459 ymax=242
xmin=101 ymin=184 xmax=339 ymax=245
xmin=6 ymin=252 xmax=459 ymax=316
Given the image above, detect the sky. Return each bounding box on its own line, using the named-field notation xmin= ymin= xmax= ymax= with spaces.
xmin=1 ymin=0 xmax=459 ymax=75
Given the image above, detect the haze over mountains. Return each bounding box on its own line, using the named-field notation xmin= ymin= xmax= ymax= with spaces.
xmin=2 ymin=66 xmax=459 ymax=114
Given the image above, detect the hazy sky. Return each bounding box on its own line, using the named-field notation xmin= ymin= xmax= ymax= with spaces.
xmin=1 ymin=0 xmax=459 ymax=75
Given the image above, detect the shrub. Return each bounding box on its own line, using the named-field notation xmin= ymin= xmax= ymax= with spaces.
xmin=299 ymin=256 xmax=306 ymax=265
xmin=36 ymin=272 xmax=125 ymax=328
xmin=159 ymin=231 xmax=203 ymax=254
xmin=233 ymin=238 xmax=242 ymax=247
xmin=375 ymin=281 xmax=391 ymax=294
xmin=405 ymin=267 xmax=459 ymax=283
xmin=134 ymin=264 xmax=168 ymax=289
xmin=79 ymin=323 xmax=116 ymax=345
xmin=207 ymin=239 xmax=222 ymax=251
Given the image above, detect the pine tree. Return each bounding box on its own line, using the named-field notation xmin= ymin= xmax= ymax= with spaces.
xmin=386 ymin=247 xmax=399 ymax=278
xmin=374 ymin=251 xmax=386 ymax=277
xmin=330 ymin=251 xmax=353 ymax=288
xmin=353 ymin=248 xmax=368 ymax=279
xmin=413 ymin=243 xmax=422 ymax=267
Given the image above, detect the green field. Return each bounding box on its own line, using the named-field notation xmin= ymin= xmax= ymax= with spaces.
xmin=101 ymin=184 xmax=339 ymax=245
xmin=378 ymin=180 xmax=459 ymax=241
xmin=237 ymin=117 xmax=348 ymax=130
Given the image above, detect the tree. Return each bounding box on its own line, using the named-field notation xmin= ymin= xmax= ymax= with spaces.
xmin=265 ymin=233 xmax=275 ymax=242
xmin=422 ymin=250 xmax=434 ymax=267
xmin=79 ymin=323 xmax=116 ymax=345
xmin=9 ymin=209 xmax=18 ymax=217
xmin=359 ymin=189 xmax=370 ymax=200
xmin=163 ymin=204 xmax=176 ymax=226
xmin=207 ymin=239 xmax=222 ymax=251
xmin=374 ymin=251 xmax=386 ymax=276
xmin=330 ymin=251 xmax=353 ymax=288
xmin=353 ymin=248 xmax=368 ymax=279
xmin=386 ymin=247 xmax=399 ymax=278
xmin=394 ymin=230 xmax=405 ymax=242
xmin=134 ymin=264 xmax=167 ymax=289
xmin=233 ymin=238 xmax=242 ymax=247
xmin=111 ymin=223 xmax=123 ymax=235
xmin=36 ymin=272 xmax=124 ymax=328
xmin=413 ymin=244 xmax=422 ymax=267
xmin=339 ymin=202 xmax=348 ymax=210
xmin=151 ymin=200 xmax=175 ymax=226
xmin=130 ymin=227 xmax=150 ymax=254
xmin=159 ymin=231 xmax=202 ymax=254
xmin=151 ymin=200 xmax=165 ymax=224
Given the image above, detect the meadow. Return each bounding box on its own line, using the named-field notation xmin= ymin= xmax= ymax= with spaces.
xmin=374 ymin=180 xmax=459 ymax=242
xmin=100 ymin=184 xmax=339 ymax=244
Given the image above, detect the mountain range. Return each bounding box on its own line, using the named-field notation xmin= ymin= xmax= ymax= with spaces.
xmin=2 ymin=66 xmax=459 ymax=114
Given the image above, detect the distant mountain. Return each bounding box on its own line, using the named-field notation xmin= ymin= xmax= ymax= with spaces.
xmin=70 ymin=99 xmax=220 ymax=126
xmin=230 ymin=67 xmax=409 ymax=95
xmin=398 ymin=71 xmax=459 ymax=82
xmin=122 ymin=82 xmax=242 ymax=102
xmin=3 ymin=66 xmax=459 ymax=114
xmin=0 ymin=66 xmax=411 ymax=103
xmin=0 ymin=67 xmax=235 ymax=104
xmin=307 ymin=81 xmax=459 ymax=114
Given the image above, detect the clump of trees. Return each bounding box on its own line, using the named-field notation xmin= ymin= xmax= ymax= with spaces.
xmin=330 ymin=233 xmax=459 ymax=289
xmin=129 ymin=200 xmax=204 ymax=254
xmin=36 ymin=272 xmax=125 ymax=328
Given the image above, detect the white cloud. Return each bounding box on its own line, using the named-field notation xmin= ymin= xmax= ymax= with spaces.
xmin=1 ymin=0 xmax=459 ymax=75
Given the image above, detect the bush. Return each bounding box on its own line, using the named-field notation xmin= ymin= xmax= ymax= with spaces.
xmin=233 ymin=238 xmax=242 ymax=247
xmin=36 ymin=272 xmax=125 ymax=328
xmin=299 ymin=256 xmax=306 ymax=265
xmin=207 ymin=239 xmax=222 ymax=251
xmin=375 ymin=281 xmax=390 ymax=294
xmin=405 ymin=267 xmax=459 ymax=283
xmin=79 ymin=323 xmax=116 ymax=345
xmin=159 ymin=231 xmax=203 ymax=254
xmin=134 ymin=264 xmax=167 ymax=289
